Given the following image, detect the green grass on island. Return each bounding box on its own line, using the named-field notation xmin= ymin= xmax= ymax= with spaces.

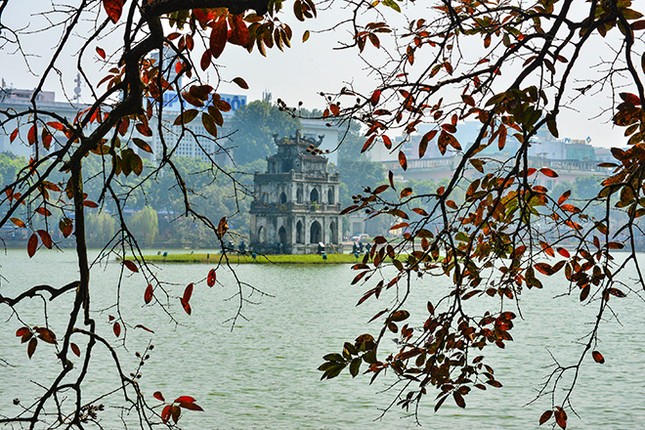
xmin=133 ymin=252 xmax=370 ymax=264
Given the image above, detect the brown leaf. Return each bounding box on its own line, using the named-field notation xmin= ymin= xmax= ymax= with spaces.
xmin=27 ymin=337 xmax=37 ymax=359
xmin=123 ymin=260 xmax=139 ymax=273
xmin=210 ymin=19 xmax=228 ymax=58
xmin=232 ymin=77 xmax=249 ymax=89
xmin=592 ymin=350 xmax=605 ymax=364
xmin=539 ymin=410 xmax=553 ymax=425
xmin=173 ymin=109 xmax=199 ymax=126
xmin=554 ymin=407 xmax=567 ymax=429
xmin=71 ymin=342 xmax=81 ymax=357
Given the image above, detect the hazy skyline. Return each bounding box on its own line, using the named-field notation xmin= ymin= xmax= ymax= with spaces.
xmin=0 ymin=1 xmax=629 ymax=148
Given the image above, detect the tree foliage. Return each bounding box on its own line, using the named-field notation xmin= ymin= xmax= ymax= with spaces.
xmin=316 ymin=0 xmax=645 ymax=428
xmin=230 ymin=99 xmax=301 ymax=164
xmin=0 ymin=0 xmax=315 ymax=428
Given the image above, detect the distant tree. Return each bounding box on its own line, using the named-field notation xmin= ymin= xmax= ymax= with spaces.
xmin=86 ymin=212 xmax=118 ymax=247
xmin=229 ymin=100 xmax=301 ymax=164
xmin=129 ymin=206 xmax=159 ymax=247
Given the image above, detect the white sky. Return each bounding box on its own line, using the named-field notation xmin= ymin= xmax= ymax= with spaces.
xmin=0 ymin=1 xmax=631 ymax=148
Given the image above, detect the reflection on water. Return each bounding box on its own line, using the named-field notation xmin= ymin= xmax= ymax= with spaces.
xmin=1 ymin=250 xmax=644 ymax=429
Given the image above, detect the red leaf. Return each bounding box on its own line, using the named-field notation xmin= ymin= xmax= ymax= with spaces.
xmin=71 ymin=342 xmax=81 ymax=357
xmin=207 ymin=269 xmax=217 ymax=287
xmin=123 ymin=260 xmax=139 ymax=273
xmin=96 ymin=46 xmax=106 ymax=59
xmin=83 ymin=200 xmax=99 ymax=208
xmin=181 ymin=298 xmax=192 ymax=315
xmin=183 ymin=283 xmax=194 ymax=303
xmin=557 ymin=190 xmax=571 ymax=205
xmin=370 ymin=90 xmax=381 ymax=106
xmin=15 ymin=327 xmax=30 ymax=337
xmin=153 ymin=391 xmax=165 ymax=402
xmin=113 ymin=321 xmax=122 ymax=337
xmin=103 ymin=0 xmax=124 ymax=23
xmin=37 ymin=230 xmax=53 ymax=249
xmin=174 ymin=396 xmax=196 ymax=404
xmin=539 ymin=167 xmax=558 ymax=178
xmin=27 ymin=124 xmax=37 ymax=145
xmin=27 ymin=233 xmax=38 ymax=258
xmin=144 ymin=284 xmax=154 ymax=304
xmin=180 ymin=401 xmax=204 ymax=411
xmin=10 ymin=127 xmax=19 ymax=142
xmin=592 ymin=350 xmax=605 ymax=364
xmin=161 ymin=404 xmax=172 ymax=423
xmin=209 ymin=19 xmax=228 ymax=58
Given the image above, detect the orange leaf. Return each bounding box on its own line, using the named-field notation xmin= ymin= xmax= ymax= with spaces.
xmin=10 ymin=218 xmax=26 ymax=228
xmin=539 ymin=167 xmax=558 ymax=178
xmin=398 ymin=151 xmax=407 ymax=171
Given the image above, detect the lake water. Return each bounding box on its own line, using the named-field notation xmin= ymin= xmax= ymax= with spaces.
xmin=1 ymin=249 xmax=644 ymax=429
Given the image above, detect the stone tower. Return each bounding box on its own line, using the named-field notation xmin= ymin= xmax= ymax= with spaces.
xmin=249 ymin=132 xmax=341 ymax=254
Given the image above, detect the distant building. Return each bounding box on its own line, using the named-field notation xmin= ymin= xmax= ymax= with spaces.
xmin=249 ymin=132 xmax=341 ymax=254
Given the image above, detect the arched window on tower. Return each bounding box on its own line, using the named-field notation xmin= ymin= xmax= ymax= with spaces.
xmin=327 ymin=188 xmax=335 ymax=204
xmin=310 ymin=221 xmax=322 ymax=244
xmin=310 ymin=188 xmax=319 ymax=203
xmin=296 ymin=221 xmax=303 ymax=243
xmin=280 ymin=192 xmax=287 ymax=204
xmin=296 ymin=187 xmax=303 ymax=204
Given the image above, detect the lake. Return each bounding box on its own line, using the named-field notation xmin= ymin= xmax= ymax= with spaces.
xmin=1 ymin=249 xmax=644 ymax=429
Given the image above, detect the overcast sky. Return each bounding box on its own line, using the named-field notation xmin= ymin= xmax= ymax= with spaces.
xmin=0 ymin=1 xmax=631 ymax=148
